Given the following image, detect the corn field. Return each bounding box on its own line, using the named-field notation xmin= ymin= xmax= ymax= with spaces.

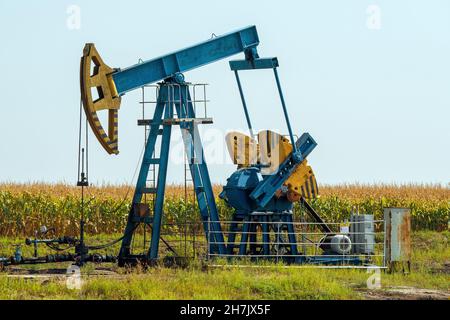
xmin=0 ymin=183 xmax=448 ymax=236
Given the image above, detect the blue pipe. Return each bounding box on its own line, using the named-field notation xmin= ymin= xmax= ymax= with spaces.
xmin=273 ymin=68 xmax=300 ymax=158
xmin=234 ymin=70 xmax=254 ymax=137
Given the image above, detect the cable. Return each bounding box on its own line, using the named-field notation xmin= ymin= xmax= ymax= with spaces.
xmin=45 ymin=243 xmax=75 ymax=252
xmin=73 ymin=97 xmax=145 ymax=253
xmin=85 ymin=223 xmax=140 ymax=251
xmin=86 ymin=117 xmax=89 ymax=183
xmin=86 ymin=237 xmax=126 ymax=251
xmin=77 ymin=98 xmax=83 ymax=182
xmin=145 ymin=224 xmax=178 ymax=256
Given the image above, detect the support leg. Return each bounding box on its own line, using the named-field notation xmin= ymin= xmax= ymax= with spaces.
xmin=118 ymin=89 xmax=167 ymax=263
xmin=249 ymin=220 xmax=257 ymax=255
xmin=148 ymin=111 xmax=173 ymax=260
xmin=285 ymin=215 xmax=298 ymax=258
xmin=227 ymin=220 xmax=239 ymax=255
xmin=239 ymin=218 xmax=250 ymax=256
xmin=262 ymin=216 xmax=270 ymax=256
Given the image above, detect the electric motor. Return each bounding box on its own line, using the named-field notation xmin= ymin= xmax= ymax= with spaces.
xmin=330 ymin=235 xmax=352 ymax=255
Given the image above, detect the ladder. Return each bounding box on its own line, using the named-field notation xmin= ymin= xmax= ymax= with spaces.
xmin=141 ymin=86 xmax=157 ymax=213
xmin=118 ymin=81 xmax=226 ymax=265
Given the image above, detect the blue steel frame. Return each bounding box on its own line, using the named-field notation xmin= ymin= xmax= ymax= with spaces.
xmin=116 ymin=26 xmax=261 ymax=263
xmin=119 ymin=80 xmax=226 ymax=263
xmin=118 ymin=59 xmax=319 ymax=263
xmin=229 ymin=57 xmax=317 ymax=208
xmin=113 ymin=25 xmax=344 ymax=265
xmin=229 ymin=57 xmax=300 ymax=158
xmin=226 ymin=213 xmax=299 ymax=260
xmin=113 ymin=26 xmax=260 ymax=95
xmin=224 ymin=57 xmax=333 ymax=262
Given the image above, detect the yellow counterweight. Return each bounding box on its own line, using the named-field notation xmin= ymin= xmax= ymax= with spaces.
xmin=80 ymin=44 xmax=121 ymax=155
xmin=225 ymin=130 xmax=319 ymax=201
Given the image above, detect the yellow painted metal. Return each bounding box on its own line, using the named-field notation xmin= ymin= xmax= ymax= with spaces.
xmin=107 ymin=74 xmax=119 ymax=99
xmin=284 ymin=161 xmax=319 ymax=201
xmin=80 ymin=43 xmax=121 ymax=155
xmin=258 ymin=130 xmax=292 ymax=175
xmin=225 ymin=132 xmax=259 ymax=167
xmin=225 ymin=129 xmax=319 ymax=201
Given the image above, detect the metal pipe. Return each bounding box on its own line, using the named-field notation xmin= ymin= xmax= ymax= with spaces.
xmin=273 ymin=68 xmax=298 ymax=155
xmin=234 ymin=70 xmax=254 ymax=137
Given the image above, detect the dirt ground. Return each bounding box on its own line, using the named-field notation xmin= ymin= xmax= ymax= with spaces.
xmin=362 ymin=286 xmax=449 ymax=300
xmin=3 ymin=264 xmax=449 ymax=300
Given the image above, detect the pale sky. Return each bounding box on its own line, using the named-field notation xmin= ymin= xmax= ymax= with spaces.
xmin=0 ymin=1 xmax=449 ymax=186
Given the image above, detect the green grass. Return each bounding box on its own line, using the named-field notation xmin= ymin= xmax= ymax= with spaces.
xmin=85 ymin=268 xmax=358 ymax=300
xmin=0 ymin=231 xmax=448 ymax=300
xmin=0 ymin=268 xmax=357 ymax=300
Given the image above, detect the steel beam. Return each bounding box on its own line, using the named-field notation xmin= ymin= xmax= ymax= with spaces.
xmin=113 ymin=26 xmax=260 ymax=94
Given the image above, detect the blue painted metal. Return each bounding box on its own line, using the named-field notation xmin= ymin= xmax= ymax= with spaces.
xmin=149 ymin=107 xmax=173 ymax=259
xmin=233 ymin=71 xmax=254 ymax=137
xmin=285 ymin=215 xmax=298 ymax=256
xmin=119 ymin=86 xmax=167 ymax=261
xmin=227 ymin=213 xmax=299 ymax=260
xmin=226 ymin=221 xmax=239 ymax=254
xmin=110 ymin=25 xmax=349 ymax=266
xmin=220 ymin=168 xmax=293 ymax=215
xmin=239 ymin=219 xmax=250 ymax=256
xmin=117 ymin=26 xmax=266 ymax=263
xmin=249 ymin=133 xmax=317 ymax=208
xmin=229 ymin=58 xmax=299 ymax=158
xmin=119 ymin=80 xmax=227 ymax=263
xmin=261 ymin=216 xmax=270 ymax=255
xmin=113 ymin=26 xmax=260 ymax=94
xmin=307 ymin=256 xmax=366 ymax=265
xmin=273 ymin=68 xmax=299 ymax=158
xmin=229 ymin=57 xmax=279 ymax=71
xmin=177 ymin=84 xmax=226 ymax=254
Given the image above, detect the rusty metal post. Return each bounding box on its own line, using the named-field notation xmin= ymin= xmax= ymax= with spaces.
xmin=384 ymin=208 xmax=412 ymax=273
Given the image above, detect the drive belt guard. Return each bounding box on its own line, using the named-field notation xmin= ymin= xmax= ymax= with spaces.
xmin=80 ymin=43 xmax=121 ymax=155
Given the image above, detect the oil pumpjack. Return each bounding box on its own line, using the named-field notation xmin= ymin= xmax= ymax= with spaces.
xmin=79 ymin=25 xmax=358 ymax=266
